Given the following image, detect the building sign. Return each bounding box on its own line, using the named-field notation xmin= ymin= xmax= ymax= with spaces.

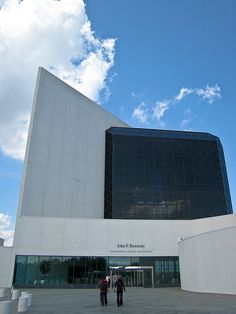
xmin=110 ymin=243 xmax=152 ymax=253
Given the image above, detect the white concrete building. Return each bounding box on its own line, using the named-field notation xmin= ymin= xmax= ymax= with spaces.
xmin=0 ymin=67 xmax=235 ymax=294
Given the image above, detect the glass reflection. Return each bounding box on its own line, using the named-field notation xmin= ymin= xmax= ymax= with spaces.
xmin=105 ymin=127 xmax=232 ymax=220
xmin=14 ymin=255 xmax=180 ymax=288
xmin=25 ymin=256 xmax=38 ymax=285
xmin=14 ymin=255 xmax=27 ymax=285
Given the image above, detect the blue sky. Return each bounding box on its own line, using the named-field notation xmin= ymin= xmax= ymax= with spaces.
xmin=85 ymin=0 xmax=236 ymax=206
xmin=0 ymin=0 xmax=235 ymax=244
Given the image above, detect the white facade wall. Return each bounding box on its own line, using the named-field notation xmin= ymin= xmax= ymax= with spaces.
xmin=17 ymin=67 xmax=127 ymax=220
xmin=179 ymin=214 xmax=236 ymax=295
xmin=0 ymin=247 xmax=14 ymax=288
xmin=13 ymin=216 xmax=192 ymax=257
xmin=13 ymin=214 xmax=236 ymax=257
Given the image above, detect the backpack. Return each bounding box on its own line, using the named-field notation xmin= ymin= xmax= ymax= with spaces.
xmin=116 ymin=280 xmax=123 ymax=291
xmin=100 ymin=280 xmax=107 ymax=292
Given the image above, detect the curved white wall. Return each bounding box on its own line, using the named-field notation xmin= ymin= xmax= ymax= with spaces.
xmin=179 ymin=225 xmax=236 ymax=295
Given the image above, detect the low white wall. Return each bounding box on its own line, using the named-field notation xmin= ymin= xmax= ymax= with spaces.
xmin=0 ymin=247 xmax=14 ymax=288
xmin=179 ymin=225 xmax=236 ymax=295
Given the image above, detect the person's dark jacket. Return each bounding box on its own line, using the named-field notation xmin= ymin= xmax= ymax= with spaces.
xmin=99 ymin=279 xmax=108 ymax=293
xmin=115 ymin=278 xmax=126 ymax=292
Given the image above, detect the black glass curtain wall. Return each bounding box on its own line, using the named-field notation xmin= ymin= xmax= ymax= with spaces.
xmin=104 ymin=127 xmax=233 ymax=220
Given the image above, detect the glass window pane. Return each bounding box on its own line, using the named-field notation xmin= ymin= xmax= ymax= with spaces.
xmin=62 ymin=256 xmax=73 ymax=285
xmin=38 ymin=256 xmax=51 ymax=286
xmin=25 ymin=256 xmax=39 ymax=285
xmin=50 ymin=256 xmax=63 ymax=286
xmin=14 ymin=255 xmax=27 ymax=285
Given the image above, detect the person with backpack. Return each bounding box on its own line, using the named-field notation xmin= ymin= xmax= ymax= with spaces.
xmin=115 ymin=276 xmax=126 ymax=307
xmin=99 ymin=276 xmax=108 ymax=306
xmin=112 ymin=273 xmax=118 ymax=291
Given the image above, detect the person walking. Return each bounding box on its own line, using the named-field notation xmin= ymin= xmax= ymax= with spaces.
xmin=115 ymin=276 xmax=126 ymax=307
xmin=105 ymin=274 xmax=111 ymax=288
xmin=112 ymin=273 xmax=118 ymax=291
xmin=99 ymin=276 xmax=108 ymax=306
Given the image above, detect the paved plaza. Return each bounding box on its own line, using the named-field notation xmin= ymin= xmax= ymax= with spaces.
xmin=1 ymin=287 xmax=236 ymax=314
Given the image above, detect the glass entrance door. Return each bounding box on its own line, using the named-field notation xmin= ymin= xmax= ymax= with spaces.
xmin=124 ymin=270 xmax=144 ymax=287
xmin=109 ymin=266 xmax=154 ymax=288
xmin=143 ymin=268 xmax=153 ymax=287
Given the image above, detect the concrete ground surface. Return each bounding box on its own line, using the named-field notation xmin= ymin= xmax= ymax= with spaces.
xmin=1 ymin=287 xmax=236 ymax=314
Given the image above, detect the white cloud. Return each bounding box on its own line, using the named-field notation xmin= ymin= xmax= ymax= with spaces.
xmin=0 ymin=113 xmax=30 ymax=160
xmin=0 ymin=213 xmax=11 ymax=229
xmin=0 ymin=213 xmax=14 ymax=246
xmin=0 ymin=0 xmax=116 ymax=161
xmin=132 ymin=102 xmax=149 ymax=123
xmin=196 ymin=84 xmax=221 ymax=104
xmin=175 ymin=87 xmax=194 ymax=102
xmin=132 ymin=84 xmax=221 ymax=126
xmin=152 ymin=100 xmax=169 ymax=121
xmin=175 ymin=85 xmax=221 ymax=104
